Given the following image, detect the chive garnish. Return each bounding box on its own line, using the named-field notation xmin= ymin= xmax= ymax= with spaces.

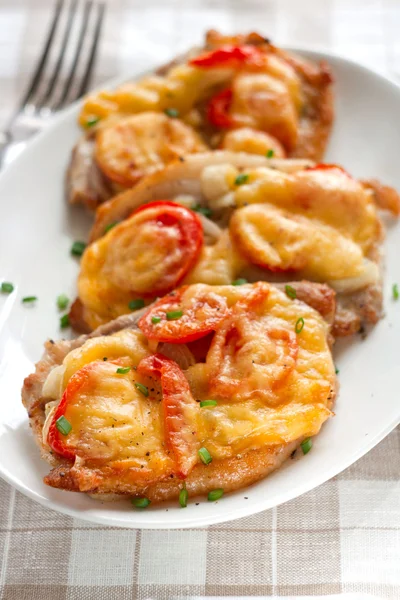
xmin=179 ymin=485 xmax=188 ymax=508
xmin=166 ymin=310 xmax=183 ymax=320
xmin=128 ymin=299 xmax=145 ymax=311
xmin=116 ymin=366 xmax=131 ymax=374
xmin=85 ymin=116 xmax=99 ymax=128
xmin=60 ymin=314 xmax=70 ymax=328
xmin=104 ymin=221 xmax=118 ymax=233
xmin=295 ymin=317 xmax=305 ymax=334
xmin=335 ymin=366 xmax=339 ymax=375
xmin=200 ymin=400 xmax=217 ymax=408
xmin=266 ymin=149 xmax=274 ymax=158
xmin=285 ymin=284 xmax=296 ymax=299
xmin=208 ymin=488 xmax=224 ymax=502
xmin=234 ymin=173 xmax=249 ymax=186
xmin=132 ymin=497 xmax=151 ymax=508
xmin=198 ymin=447 xmax=212 ymax=465
xmin=1 ymin=282 xmax=14 ymax=294
xmin=165 ymin=108 xmax=180 ymax=118
xmin=22 ymin=296 xmax=37 ymax=303
xmin=71 ymin=241 xmax=86 ymax=257
xmin=135 ymin=382 xmax=149 ymax=397
xmin=151 ymin=315 xmax=161 ymax=324
xmin=57 ymin=294 xmax=69 ymax=310
xmin=232 ymin=278 xmax=247 ymax=286
xmin=393 ymin=283 xmax=399 ymax=300
xmin=55 ymin=415 xmax=72 ymax=436
xmin=193 ymin=205 xmax=212 ymax=218
xmin=301 ymin=437 xmax=312 ymax=455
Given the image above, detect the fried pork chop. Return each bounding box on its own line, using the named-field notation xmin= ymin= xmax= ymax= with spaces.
xmin=22 ymin=282 xmax=336 ymax=502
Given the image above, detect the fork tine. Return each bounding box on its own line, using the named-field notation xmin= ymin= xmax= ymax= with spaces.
xmin=74 ymin=1 xmax=105 ymax=100
xmin=38 ymin=0 xmax=79 ymax=109
xmin=54 ymin=0 xmax=93 ymax=109
xmin=19 ymin=0 xmax=64 ymax=111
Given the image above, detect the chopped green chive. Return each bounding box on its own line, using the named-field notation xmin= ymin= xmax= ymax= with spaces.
xmin=208 ymin=488 xmax=224 ymax=502
xmin=151 ymin=315 xmax=161 ymax=324
xmin=266 ymin=149 xmax=274 ymax=158
xmin=285 ymin=284 xmax=297 ymax=299
xmin=132 ymin=497 xmax=151 ymax=508
xmin=193 ymin=204 xmax=212 ymax=218
xmin=200 ymin=400 xmax=217 ymax=408
xmin=85 ymin=116 xmax=99 ymax=128
xmin=22 ymin=296 xmax=37 ymax=303
xmin=57 ymin=294 xmax=69 ymax=310
xmin=116 ymin=366 xmax=131 ymax=374
xmin=71 ymin=241 xmax=86 ymax=257
xmin=295 ymin=317 xmax=305 ymax=334
xmin=135 ymin=382 xmax=149 ymax=397
xmin=128 ymin=299 xmax=145 ymax=311
xmin=1 ymin=282 xmax=14 ymax=294
xmin=198 ymin=447 xmax=212 ymax=465
xmin=55 ymin=415 xmax=72 ymax=436
xmin=335 ymin=366 xmax=339 ymax=375
xmin=166 ymin=310 xmax=183 ymax=320
xmin=301 ymin=437 xmax=312 ymax=455
xmin=60 ymin=313 xmax=70 ymax=328
xmin=234 ymin=173 xmax=249 ymax=186
xmin=393 ymin=283 xmax=399 ymax=300
xmin=232 ymin=278 xmax=247 ymax=286
xmin=165 ymin=108 xmax=180 ymax=118
xmin=179 ymin=485 xmax=188 ymax=508
xmin=104 ymin=221 xmax=118 ymax=233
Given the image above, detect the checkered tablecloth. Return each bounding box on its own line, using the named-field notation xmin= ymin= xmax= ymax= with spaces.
xmin=0 ymin=1 xmax=400 ymax=598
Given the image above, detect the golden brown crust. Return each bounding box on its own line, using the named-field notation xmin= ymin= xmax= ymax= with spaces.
xmin=44 ymin=441 xmax=299 ymax=501
xmin=361 ymin=179 xmax=400 ymax=216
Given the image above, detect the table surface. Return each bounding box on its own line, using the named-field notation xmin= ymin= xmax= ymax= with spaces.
xmin=0 ymin=1 xmax=399 ymax=599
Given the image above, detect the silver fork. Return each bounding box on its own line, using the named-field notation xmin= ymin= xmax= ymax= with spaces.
xmin=0 ymin=0 xmax=105 ymax=168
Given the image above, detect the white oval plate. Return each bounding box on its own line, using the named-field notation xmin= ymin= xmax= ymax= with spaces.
xmin=0 ymin=50 xmax=399 ymax=529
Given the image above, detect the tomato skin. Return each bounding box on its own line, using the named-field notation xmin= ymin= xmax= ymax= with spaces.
xmin=137 ymin=353 xmax=199 ymax=478
xmin=190 ymin=45 xmax=265 ymax=69
xmin=139 ymin=285 xmax=229 ymax=344
xmin=306 ymin=163 xmax=351 ymax=177
xmin=124 ymin=201 xmax=203 ymax=297
xmin=47 ymin=363 xmax=96 ymax=461
xmin=207 ymin=88 xmax=235 ymax=129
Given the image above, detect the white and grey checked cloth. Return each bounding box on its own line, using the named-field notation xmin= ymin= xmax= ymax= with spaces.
xmin=0 ymin=1 xmax=400 ymax=598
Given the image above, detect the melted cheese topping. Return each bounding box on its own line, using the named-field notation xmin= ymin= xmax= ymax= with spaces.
xmin=44 ymin=284 xmax=334 ymax=483
xmin=79 ymin=46 xmax=302 ymax=156
xmin=78 ymin=162 xmax=382 ymax=329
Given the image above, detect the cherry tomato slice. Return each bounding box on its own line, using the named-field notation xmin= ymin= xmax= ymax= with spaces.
xmin=306 ymin=163 xmax=351 ymax=177
xmin=139 ymin=285 xmax=229 ymax=344
xmin=47 ymin=363 xmax=97 ymax=461
xmin=190 ymin=45 xmax=265 ymax=69
xmin=137 ymin=353 xmax=199 ymax=478
xmin=207 ymin=88 xmax=235 ymax=129
xmin=104 ymin=201 xmax=203 ymax=297
xmin=207 ymin=283 xmax=298 ymax=401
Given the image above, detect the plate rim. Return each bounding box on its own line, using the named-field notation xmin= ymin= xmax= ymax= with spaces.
xmin=0 ymin=47 xmax=399 ymax=529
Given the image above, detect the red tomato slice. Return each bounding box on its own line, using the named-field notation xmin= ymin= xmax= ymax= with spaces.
xmin=139 ymin=285 xmax=229 ymax=343
xmin=47 ymin=363 xmax=97 ymax=461
xmin=207 ymin=88 xmax=235 ymax=129
xmin=137 ymin=353 xmax=199 ymax=478
xmin=207 ymin=283 xmax=298 ymax=401
xmin=109 ymin=201 xmax=203 ymax=297
xmin=306 ymin=163 xmax=351 ymax=177
xmin=190 ymin=45 xmax=265 ymax=69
